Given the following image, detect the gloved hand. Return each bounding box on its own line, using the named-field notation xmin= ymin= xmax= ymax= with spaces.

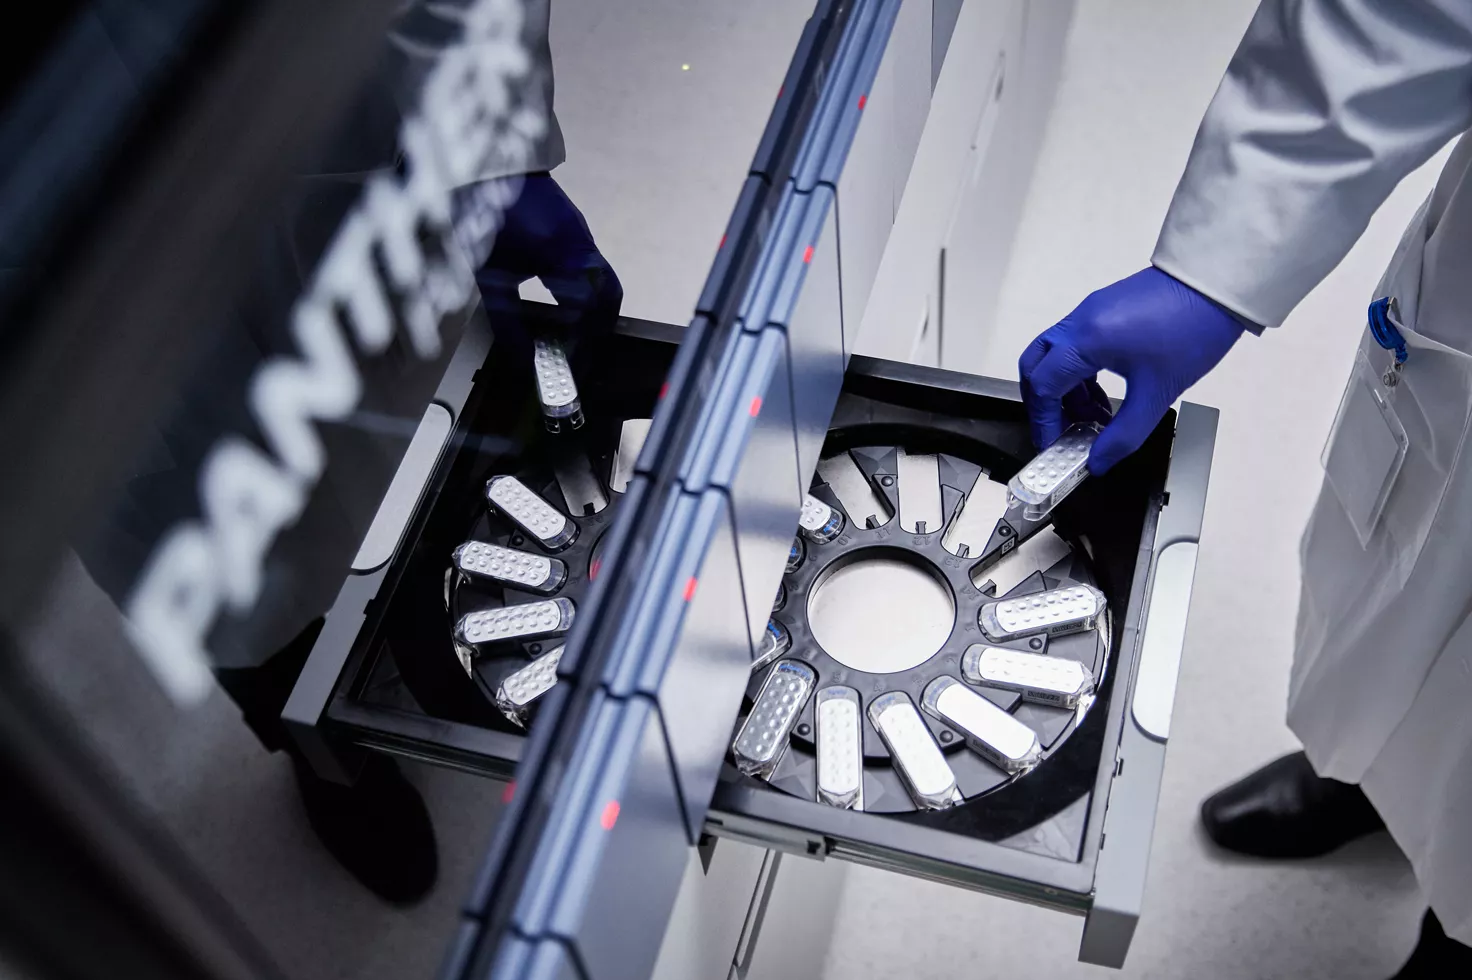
xmin=1018 ymin=266 xmax=1245 ymax=473
xmin=455 ymin=173 xmax=624 ymax=356
xmin=481 ymin=174 xmax=622 ymax=318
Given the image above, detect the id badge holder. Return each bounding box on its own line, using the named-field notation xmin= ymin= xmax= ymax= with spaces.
xmin=1321 ymin=347 xmax=1409 ymax=546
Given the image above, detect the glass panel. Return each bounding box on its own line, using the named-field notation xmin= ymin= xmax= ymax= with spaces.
xmin=2 ymin=2 xmax=817 ymax=978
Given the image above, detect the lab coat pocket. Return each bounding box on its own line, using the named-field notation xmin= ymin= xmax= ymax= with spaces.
xmin=1290 ymin=188 xmax=1472 ymax=785
xmin=1315 ymin=189 xmax=1472 ymax=589
xmin=1321 ymin=350 xmax=1407 ymax=546
xmin=1342 ymin=324 xmax=1472 ymax=590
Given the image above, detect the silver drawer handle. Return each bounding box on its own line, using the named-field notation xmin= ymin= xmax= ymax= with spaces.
xmin=1131 ymin=541 xmax=1199 ymax=741
xmin=351 ymin=403 xmax=453 ymax=573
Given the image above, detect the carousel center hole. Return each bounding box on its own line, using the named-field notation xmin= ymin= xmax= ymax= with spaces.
xmin=807 ymin=549 xmax=955 ymax=674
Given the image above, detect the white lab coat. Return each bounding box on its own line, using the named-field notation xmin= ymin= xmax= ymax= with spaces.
xmin=390 ymin=0 xmax=567 ymax=181
xmin=1154 ymin=0 xmax=1472 ymax=946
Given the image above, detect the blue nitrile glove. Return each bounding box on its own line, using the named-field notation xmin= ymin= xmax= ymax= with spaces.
xmin=455 ymin=173 xmax=624 ymax=360
xmin=1018 ymin=266 xmax=1245 ymax=473
xmin=480 ymin=174 xmax=622 ymax=317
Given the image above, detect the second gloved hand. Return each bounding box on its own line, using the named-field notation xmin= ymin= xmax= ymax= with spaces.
xmin=1018 ymin=266 xmax=1245 ymax=473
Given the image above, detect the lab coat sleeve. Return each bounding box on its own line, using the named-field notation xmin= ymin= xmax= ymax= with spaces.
xmin=1153 ymin=0 xmax=1472 ymax=328
xmin=387 ymin=0 xmax=565 ymax=183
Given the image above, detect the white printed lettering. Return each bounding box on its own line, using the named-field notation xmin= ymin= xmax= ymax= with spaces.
xmin=397 ymin=116 xmax=455 ymax=226
xmin=365 ymin=177 xmax=442 ymax=359
xmin=423 ymin=45 xmax=499 ymax=184
xmin=313 ymin=211 xmax=395 ymax=355
xmin=124 ymin=0 xmax=538 ymax=703
xmin=453 ymin=0 xmax=524 ymax=40
xmin=399 ymin=117 xmax=478 ymax=315
xmin=202 ymin=437 xmax=307 ymax=611
xmin=250 ymin=299 xmax=362 ymax=482
xmin=124 ymin=525 xmax=221 ymax=705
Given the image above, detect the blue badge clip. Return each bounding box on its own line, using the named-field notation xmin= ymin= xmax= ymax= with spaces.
xmin=1368 ymin=296 xmax=1409 ymax=366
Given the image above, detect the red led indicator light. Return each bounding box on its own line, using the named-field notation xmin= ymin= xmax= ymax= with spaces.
xmin=857 ymin=94 xmax=867 ymax=110
xmin=802 ymin=245 xmax=814 ymax=264
xmin=590 ymin=558 xmax=602 ymax=580
xmin=600 ymin=800 xmax=621 ymax=831
xmin=683 ymin=577 xmax=698 ymax=602
xmin=749 ymin=395 xmax=762 ymax=417
xmin=502 ymin=781 xmax=516 ymax=804
xmin=719 ymin=233 xmax=727 ymax=249
xmin=659 ymin=381 xmax=669 ymax=400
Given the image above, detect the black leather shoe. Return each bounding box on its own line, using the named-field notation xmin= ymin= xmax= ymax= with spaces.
xmin=293 ymin=753 xmax=438 ymax=905
xmin=1389 ymin=910 xmax=1472 ymax=978
xmin=1200 ymin=751 xmax=1383 ymax=858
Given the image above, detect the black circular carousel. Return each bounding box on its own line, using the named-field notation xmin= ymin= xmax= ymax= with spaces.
xmin=733 ymin=430 xmax=1113 ymax=820
xmin=437 ymin=370 xmax=1115 ymax=831
xmin=443 ymin=430 xmax=635 ymax=727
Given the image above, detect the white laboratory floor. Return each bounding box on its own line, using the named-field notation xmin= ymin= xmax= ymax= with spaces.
xmin=821 ymin=2 xmax=1438 ymax=979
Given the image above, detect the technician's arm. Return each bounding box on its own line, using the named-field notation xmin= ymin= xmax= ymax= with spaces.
xmin=1021 ymin=0 xmax=1472 ymax=472
xmin=1155 ymin=0 xmax=1472 ymax=328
